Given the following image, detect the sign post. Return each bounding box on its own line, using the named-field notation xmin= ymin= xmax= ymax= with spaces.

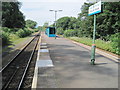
xmin=91 ymin=14 xmax=96 ymax=65
xmin=88 ymin=1 xmax=102 ymax=65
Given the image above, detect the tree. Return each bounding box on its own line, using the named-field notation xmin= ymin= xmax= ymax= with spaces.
xmin=2 ymin=2 xmax=25 ymax=28
xmin=77 ymin=2 xmax=120 ymax=40
xmin=43 ymin=22 xmax=49 ymax=27
xmin=95 ymin=2 xmax=120 ymax=40
xmin=68 ymin=17 xmax=77 ymax=29
xmin=25 ymin=19 xmax=37 ymax=29
xmin=55 ymin=2 xmax=120 ymax=39
xmin=56 ymin=17 xmax=71 ymax=30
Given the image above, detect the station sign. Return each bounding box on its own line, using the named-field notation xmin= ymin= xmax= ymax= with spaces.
xmin=88 ymin=1 xmax=102 ymax=16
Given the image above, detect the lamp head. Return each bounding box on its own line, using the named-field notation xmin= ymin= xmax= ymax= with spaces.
xmin=49 ymin=10 xmax=54 ymax=11
xmin=58 ymin=10 xmax=63 ymax=11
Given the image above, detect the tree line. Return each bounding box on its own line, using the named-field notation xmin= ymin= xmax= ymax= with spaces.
xmin=56 ymin=2 xmax=120 ymax=40
xmin=1 ymin=2 xmax=39 ymax=46
xmin=2 ymin=2 xmax=25 ymax=28
xmin=55 ymin=2 xmax=120 ymax=55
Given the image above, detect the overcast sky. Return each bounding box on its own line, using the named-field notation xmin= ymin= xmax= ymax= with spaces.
xmin=19 ymin=0 xmax=87 ymax=26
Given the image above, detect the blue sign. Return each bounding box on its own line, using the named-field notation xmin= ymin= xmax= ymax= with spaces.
xmin=88 ymin=1 xmax=101 ymax=16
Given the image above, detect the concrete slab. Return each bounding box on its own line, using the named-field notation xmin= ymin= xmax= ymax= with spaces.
xmin=39 ymin=49 xmax=49 ymax=52
xmin=40 ymin=43 xmax=47 ymax=46
xmin=37 ymin=67 xmax=58 ymax=88
xmin=40 ymin=46 xmax=47 ymax=49
xmin=37 ymin=60 xmax=54 ymax=67
xmin=38 ymin=52 xmax=51 ymax=60
xmin=42 ymin=32 xmax=118 ymax=88
xmin=39 ymin=55 xmax=51 ymax=60
xmin=40 ymin=52 xmax=49 ymax=56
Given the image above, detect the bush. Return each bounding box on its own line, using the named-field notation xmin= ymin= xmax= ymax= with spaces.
xmin=96 ymin=39 xmax=112 ymax=52
xmin=16 ymin=28 xmax=32 ymax=38
xmin=11 ymin=28 xmax=20 ymax=32
xmin=110 ymin=33 xmax=120 ymax=55
xmin=16 ymin=29 xmax=24 ymax=38
xmin=56 ymin=28 xmax=64 ymax=35
xmin=1 ymin=27 xmax=20 ymax=34
xmin=1 ymin=27 xmax=11 ymax=32
xmin=69 ymin=36 xmax=119 ymax=55
xmin=69 ymin=37 xmax=92 ymax=46
xmin=34 ymin=29 xmax=39 ymax=32
xmin=0 ymin=31 xmax=10 ymax=46
xmin=63 ymin=29 xmax=78 ymax=37
xmin=77 ymin=30 xmax=85 ymax=37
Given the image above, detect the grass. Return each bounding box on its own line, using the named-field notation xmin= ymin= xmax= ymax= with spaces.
xmin=2 ymin=36 xmax=32 ymax=53
xmin=10 ymin=34 xmax=30 ymax=45
xmin=2 ymin=32 xmax=37 ymax=53
xmin=68 ymin=37 xmax=114 ymax=54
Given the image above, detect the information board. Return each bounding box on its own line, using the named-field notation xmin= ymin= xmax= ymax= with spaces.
xmin=88 ymin=1 xmax=101 ymax=16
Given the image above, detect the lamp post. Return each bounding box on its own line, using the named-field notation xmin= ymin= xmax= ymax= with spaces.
xmin=49 ymin=10 xmax=63 ymax=39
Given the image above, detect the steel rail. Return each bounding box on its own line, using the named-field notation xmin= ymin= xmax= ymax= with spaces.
xmin=2 ymin=67 xmax=19 ymax=90
xmin=0 ymin=33 xmax=39 ymax=73
xmin=17 ymin=35 xmax=40 ymax=90
xmin=2 ymin=32 xmax=40 ymax=90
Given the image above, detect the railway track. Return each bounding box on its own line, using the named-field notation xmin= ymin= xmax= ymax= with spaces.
xmin=1 ymin=32 xmax=40 ymax=90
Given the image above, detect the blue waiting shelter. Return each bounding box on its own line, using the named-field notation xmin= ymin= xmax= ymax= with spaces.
xmin=45 ymin=27 xmax=56 ymax=37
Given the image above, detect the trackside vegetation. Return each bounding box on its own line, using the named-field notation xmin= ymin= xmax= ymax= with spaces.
xmin=1 ymin=2 xmax=39 ymax=46
xmin=55 ymin=2 xmax=120 ymax=55
xmin=1 ymin=27 xmax=39 ymax=46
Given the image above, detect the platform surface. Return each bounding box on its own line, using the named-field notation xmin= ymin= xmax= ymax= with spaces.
xmin=36 ymin=32 xmax=119 ymax=89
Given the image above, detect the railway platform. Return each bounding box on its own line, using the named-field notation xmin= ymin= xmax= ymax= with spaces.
xmin=32 ymin=32 xmax=119 ymax=89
